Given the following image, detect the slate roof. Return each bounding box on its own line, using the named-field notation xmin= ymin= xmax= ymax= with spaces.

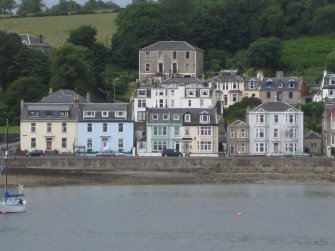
xmin=21 ymin=103 xmax=78 ymax=121
xmin=146 ymin=108 xmax=218 ymax=126
xmin=161 ymin=77 xmax=203 ymax=86
xmin=140 ymin=41 xmax=203 ymax=51
xmin=322 ymin=71 xmax=335 ymax=89
xmin=39 ymin=90 xmax=87 ymax=104
xmin=259 ymin=77 xmax=301 ymax=91
xmin=250 ymin=101 xmax=301 ymax=112
xmin=78 ymin=103 xmax=132 ymax=121
xmin=304 ymin=130 xmax=321 ymax=140
xmin=19 ymin=34 xmax=52 ymax=47
xmin=209 ymin=75 xmax=244 ymax=82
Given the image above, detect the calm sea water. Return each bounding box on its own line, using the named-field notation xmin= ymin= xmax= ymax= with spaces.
xmin=1 ymin=184 xmax=335 ymax=251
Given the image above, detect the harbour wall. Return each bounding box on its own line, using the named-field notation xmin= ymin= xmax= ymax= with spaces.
xmin=9 ymin=157 xmax=335 ymax=174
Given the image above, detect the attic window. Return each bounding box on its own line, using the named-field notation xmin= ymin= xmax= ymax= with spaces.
xmin=278 ymin=81 xmax=284 ymax=88
xmin=184 ymin=114 xmax=191 ymax=122
xmin=29 ymin=111 xmax=40 ymax=117
xmin=288 ymin=80 xmax=296 ymax=88
xmin=200 ymin=114 xmax=210 ymax=123
xmin=249 ymin=82 xmax=256 ymax=89
xmin=200 ymin=90 xmax=209 ymax=97
xmin=266 ymin=80 xmax=273 ymax=88
xmin=138 ymin=89 xmax=146 ymax=97
xmin=83 ymin=111 xmax=95 ymax=118
xmin=115 ymin=111 xmax=126 ymax=118
xmin=331 ymin=79 xmax=335 ymax=85
xmin=187 ymin=89 xmax=196 ymax=97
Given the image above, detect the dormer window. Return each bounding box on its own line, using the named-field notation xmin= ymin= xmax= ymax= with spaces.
xmin=200 ymin=90 xmax=209 ymax=97
xmin=84 ymin=111 xmax=95 ymax=118
xmin=29 ymin=111 xmax=40 ymax=117
xmin=115 ymin=111 xmax=126 ymax=118
xmin=58 ymin=111 xmax=69 ymax=117
xmin=184 ymin=114 xmax=191 ymax=122
xmin=266 ymin=80 xmax=273 ymax=88
xmin=163 ymin=114 xmax=169 ymax=120
xmin=102 ymin=111 xmax=108 ymax=117
xmin=200 ymin=114 xmax=210 ymax=123
xmin=331 ymin=79 xmax=335 ymax=85
xmin=138 ymin=89 xmax=147 ymax=97
xmin=152 ymin=114 xmax=158 ymax=120
xmin=278 ymin=80 xmax=284 ymax=88
xmin=249 ymin=82 xmax=256 ymax=89
xmin=187 ymin=89 xmax=196 ymax=97
xmin=288 ymin=79 xmax=296 ymax=88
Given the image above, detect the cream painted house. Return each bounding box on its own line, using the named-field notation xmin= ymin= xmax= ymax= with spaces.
xmin=20 ymin=90 xmax=87 ymax=153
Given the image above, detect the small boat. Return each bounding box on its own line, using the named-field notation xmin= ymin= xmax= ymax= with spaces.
xmin=0 ymin=119 xmax=26 ymax=213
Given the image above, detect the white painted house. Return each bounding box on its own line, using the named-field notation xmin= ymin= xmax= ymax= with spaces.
xmin=247 ymin=102 xmax=304 ymax=156
xmin=208 ymin=74 xmax=245 ymax=108
xmin=132 ymin=77 xmax=217 ymax=122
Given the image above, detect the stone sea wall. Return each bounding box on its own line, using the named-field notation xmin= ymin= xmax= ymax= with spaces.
xmin=9 ymin=157 xmax=335 ymax=174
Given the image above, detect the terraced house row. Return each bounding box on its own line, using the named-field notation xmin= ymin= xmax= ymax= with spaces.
xmin=19 ymin=40 xmax=329 ymax=157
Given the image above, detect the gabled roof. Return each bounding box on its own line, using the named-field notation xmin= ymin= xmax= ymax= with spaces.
xmin=140 ymin=41 xmax=203 ymax=51
xmin=304 ymin=130 xmax=321 ymax=140
xmin=250 ymin=101 xmax=301 ymax=112
xmin=209 ymin=74 xmax=244 ymax=82
xmin=229 ymin=120 xmax=248 ymax=126
xmin=19 ymin=34 xmax=52 ymax=47
xmin=39 ymin=90 xmax=87 ymax=104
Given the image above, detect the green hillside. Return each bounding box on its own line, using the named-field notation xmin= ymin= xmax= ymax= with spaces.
xmin=0 ymin=13 xmax=118 ymax=47
xmin=282 ymin=33 xmax=335 ymax=82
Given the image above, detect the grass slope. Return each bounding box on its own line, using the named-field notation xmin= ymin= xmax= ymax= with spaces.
xmin=0 ymin=13 xmax=118 ymax=47
xmin=282 ymin=33 xmax=335 ymax=82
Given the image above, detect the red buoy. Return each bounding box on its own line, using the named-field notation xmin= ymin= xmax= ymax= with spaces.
xmin=235 ymin=211 xmax=242 ymax=217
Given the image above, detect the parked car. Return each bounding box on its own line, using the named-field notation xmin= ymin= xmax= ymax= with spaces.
xmin=161 ymin=149 xmax=183 ymax=157
xmin=96 ymin=151 xmax=113 ymax=157
xmin=113 ymin=152 xmax=127 ymax=157
xmin=293 ymin=151 xmax=310 ymax=158
xmin=26 ymin=150 xmax=45 ymax=157
xmin=266 ymin=152 xmax=284 ymax=158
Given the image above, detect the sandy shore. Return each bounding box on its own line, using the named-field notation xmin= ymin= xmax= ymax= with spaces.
xmin=3 ymin=167 xmax=334 ymax=187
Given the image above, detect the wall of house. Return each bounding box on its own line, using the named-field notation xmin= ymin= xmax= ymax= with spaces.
xmin=20 ymin=121 xmax=76 ymax=153
xmin=77 ymin=122 xmax=134 ymax=152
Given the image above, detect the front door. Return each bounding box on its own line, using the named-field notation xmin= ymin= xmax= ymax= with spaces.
xmin=102 ymin=138 xmax=109 ymax=151
xmin=46 ymin=138 xmax=53 ymax=151
xmin=274 ymin=143 xmax=279 ymax=152
xmin=175 ymin=142 xmax=180 ymax=151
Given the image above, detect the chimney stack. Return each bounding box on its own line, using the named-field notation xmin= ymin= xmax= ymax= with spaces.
xmin=86 ymin=92 xmax=91 ymax=103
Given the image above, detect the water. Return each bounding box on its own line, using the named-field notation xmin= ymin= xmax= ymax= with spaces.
xmin=1 ymin=184 xmax=335 ymax=251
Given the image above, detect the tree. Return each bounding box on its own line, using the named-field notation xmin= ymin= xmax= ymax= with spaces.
xmin=67 ymin=25 xmax=97 ymax=49
xmin=5 ymin=76 xmax=47 ymax=123
xmin=312 ymin=4 xmax=335 ymax=34
xmin=246 ymin=37 xmax=282 ymax=70
xmin=225 ymin=97 xmax=262 ymax=123
xmin=0 ymin=0 xmax=16 ymax=15
xmin=48 ymin=0 xmax=81 ymax=15
xmin=7 ymin=47 xmax=50 ymax=86
xmin=0 ymin=31 xmax=24 ymax=91
xmin=325 ymin=51 xmax=335 ymax=72
xmin=49 ymin=43 xmax=95 ymax=94
xmin=17 ymin=0 xmax=44 ymax=15
xmin=258 ymin=2 xmax=287 ymax=38
xmin=302 ymin=102 xmax=324 ymax=133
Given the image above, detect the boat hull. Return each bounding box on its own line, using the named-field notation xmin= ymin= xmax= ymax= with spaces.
xmin=0 ymin=203 xmax=26 ymax=213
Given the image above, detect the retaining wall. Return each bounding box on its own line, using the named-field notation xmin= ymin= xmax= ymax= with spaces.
xmin=9 ymin=157 xmax=335 ymax=174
